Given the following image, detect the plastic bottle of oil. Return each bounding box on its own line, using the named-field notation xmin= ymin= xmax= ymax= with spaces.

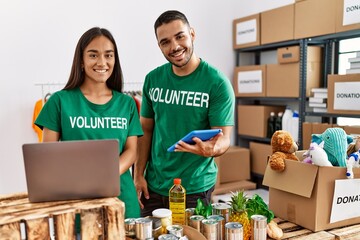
xmin=169 ymin=178 xmax=186 ymax=225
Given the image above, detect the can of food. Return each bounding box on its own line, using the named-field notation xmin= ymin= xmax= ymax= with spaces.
xmin=207 ymin=215 xmax=225 ymax=240
xmin=189 ymin=215 xmax=204 ymax=231
xmin=146 ymin=216 xmax=162 ymax=239
xmin=225 ymin=222 xmax=243 ymax=240
xmin=201 ymin=218 xmax=218 ymax=240
xmin=158 ymin=234 xmax=178 ymax=240
xmin=251 ymin=215 xmax=267 ymax=240
xmin=212 ymin=203 xmax=232 ymax=222
xmin=166 ymin=225 xmax=183 ymax=238
xmin=185 ymin=208 xmax=195 ymax=226
xmin=152 ymin=208 xmax=172 ymax=234
xmin=135 ymin=217 xmax=153 ymax=240
xmin=124 ymin=218 xmax=136 ymax=238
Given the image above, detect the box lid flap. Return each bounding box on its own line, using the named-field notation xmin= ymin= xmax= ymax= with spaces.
xmin=263 ymin=159 xmax=318 ymax=198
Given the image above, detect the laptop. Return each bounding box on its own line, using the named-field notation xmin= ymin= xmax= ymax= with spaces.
xmin=22 ymin=139 xmax=120 ymax=203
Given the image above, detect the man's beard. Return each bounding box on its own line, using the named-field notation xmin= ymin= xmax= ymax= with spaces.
xmin=167 ymin=43 xmax=194 ymax=68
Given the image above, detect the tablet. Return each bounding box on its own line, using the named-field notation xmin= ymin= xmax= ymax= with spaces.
xmin=167 ymin=129 xmax=222 ymax=152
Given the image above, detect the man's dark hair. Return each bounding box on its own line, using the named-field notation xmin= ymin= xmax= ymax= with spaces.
xmin=154 ymin=10 xmax=190 ymax=35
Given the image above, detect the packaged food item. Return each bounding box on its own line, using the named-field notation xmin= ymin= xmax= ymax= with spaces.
xmin=169 ymin=178 xmax=186 ymax=225
xmin=207 ymin=215 xmax=225 ymax=240
xmin=166 ymin=224 xmax=184 ymax=238
xmin=189 ymin=215 xmax=204 ymax=231
xmin=152 ymin=208 xmax=173 ymax=234
xmin=201 ymin=218 xmax=218 ymax=240
xmin=185 ymin=208 xmax=195 ymax=226
xmin=225 ymin=222 xmax=243 ymax=240
xmin=251 ymin=215 xmax=267 ymax=240
xmin=124 ymin=218 xmax=136 ymax=238
xmin=135 ymin=217 xmax=153 ymax=240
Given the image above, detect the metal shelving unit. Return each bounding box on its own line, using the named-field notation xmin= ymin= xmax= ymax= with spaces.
xmin=235 ymin=29 xmax=360 ymax=150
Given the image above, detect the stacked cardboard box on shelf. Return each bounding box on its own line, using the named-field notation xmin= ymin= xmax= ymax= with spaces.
xmin=335 ymin=0 xmax=360 ymax=33
xmin=260 ymin=4 xmax=294 ymax=45
xmin=237 ymin=105 xmax=285 ymax=138
xmin=266 ymin=45 xmax=322 ymax=98
xmin=327 ymin=73 xmax=360 ymax=115
xmin=249 ymin=142 xmax=272 ymax=176
xmin=233 ymin=14 xmax=260 ymax=49
xmin=213 ymin=146 xmax=256 ymax=195
xmin=233 ymin=65 xmax=266 ymax=97
xmin=294 ymin=0 xmax=337 ymax=39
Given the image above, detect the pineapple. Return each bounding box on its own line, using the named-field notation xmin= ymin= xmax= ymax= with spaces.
xmin=229 ymin=191 xmax=251 ymax=240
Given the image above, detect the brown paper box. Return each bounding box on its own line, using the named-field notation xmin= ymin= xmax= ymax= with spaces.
xmin=261 ymin=4 xmax=295 ymax=45
xmin=214 ymin=146 xmax=250 ymax=184
xmin=249 ymin=142 xmax=272 ymax=175
xmin=263 ymin=158 xmax=360 ymax=232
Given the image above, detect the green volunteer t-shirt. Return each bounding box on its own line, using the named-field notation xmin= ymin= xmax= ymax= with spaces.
xmin=35 ymin=87 xmax=143 ymax=218
xmin=141 ymin=59 xmax=235 ymax=196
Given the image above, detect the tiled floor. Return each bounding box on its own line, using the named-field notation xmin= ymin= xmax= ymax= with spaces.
xmin=212 ymin=188 xmax=269 ymax=205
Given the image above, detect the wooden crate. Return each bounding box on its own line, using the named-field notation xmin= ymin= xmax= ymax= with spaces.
xmin=0 ymin=192 xmax=125 ymax=240
xmin=269 ymin=217 xmax=360 ymax=240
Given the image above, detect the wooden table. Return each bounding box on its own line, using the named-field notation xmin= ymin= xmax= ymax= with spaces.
xmin=0 ymin=192 xmax=125 ymax=240
xmin=270 ymin=217 xmax=360 ymax=240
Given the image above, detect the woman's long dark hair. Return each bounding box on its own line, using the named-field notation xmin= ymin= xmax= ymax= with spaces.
xmin=64 ymin=27 xmax=123 ymax=92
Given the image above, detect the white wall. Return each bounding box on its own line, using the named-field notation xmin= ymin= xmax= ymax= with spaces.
xmin=0 ymin=0 xmax=294 ymax=195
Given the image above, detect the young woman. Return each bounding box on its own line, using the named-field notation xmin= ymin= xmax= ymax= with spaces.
xmin=35 ymin=27 xmax=143 ymax=218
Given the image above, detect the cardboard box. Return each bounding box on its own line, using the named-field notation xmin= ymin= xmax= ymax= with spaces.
xmin=233 ymin=14 xmax=260 ymax=49
xmin=233 ymin=65 xmax=266 ymax=97
xmin=266 ymin=46 xmax=322 ymax=97
xmin=261 ymin=4 xmax=295 ymax=45
xmin=294 ymin=0 xmax=336 ymax=39
xmin=266 ymin=62 xmax=321 ymax=97
xmin=237 ymin=105 xmax=285 ymax=138
xmin=302 ymin=122 xmax=312 ymax=149
xmin=249 ymin=142 xmax=272 ymax=175
xmin=303 ymin=122 xmax=339 ymax=149
xmin=335 ymin=0 xmax=360 ymax=33
xmin=344 ymin=125 xmax=360 ymax=135
xmin=214 ymin=146 xmax=251 ymax=185
xmin=263 ymin=159 xmax=360 ymax=232
xmin=311 ymin=122 xmax=333 ymax=135
xmin=213 ymin=180 xmax=257 ymax=195
xmin=277 ymin=45 xmax=300 ymax=64
xmin=277 ymin=46 xmax=321 ymax=64
xmin=328 ymin=74 xmax=360 ymax=114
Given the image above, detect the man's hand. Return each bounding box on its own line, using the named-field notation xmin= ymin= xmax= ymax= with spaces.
xmin=134 ymin=176 xmax=149 ymax=209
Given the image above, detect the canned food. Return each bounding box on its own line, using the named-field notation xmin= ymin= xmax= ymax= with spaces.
xmin=135 ymin=217 xmax=153 ymax=240
xmin=225 ymin=222 xmax=243 ymax=240
xmin=207 ymin=215 xmax=225 ymax=240
xmin=147 ymin=216 xmax=162 ymax=239
xmin=251 ymin=215 xmax=267 ymax=240
xmin=185 ymin=208 xmax=195 ymax=226
xmin=202 ymin=218 xmax=218 ymax=240
xmin=212 ymin=203 xmax=232 ymax=222
xmin=158 ymin=234 xmax=178 ymax=240
xmin=152 ymin=208 xmax=172 ymax=234
xmin=124 ymin=218 xmax=136 ymax=238
xmin=189 ymin=215 xmax=204 ymax=231
xmin=166 ymin=224 xmax=183 ymax=237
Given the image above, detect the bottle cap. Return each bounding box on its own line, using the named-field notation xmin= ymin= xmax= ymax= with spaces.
xmin=174 ymin=178 xmax=181 ymax=184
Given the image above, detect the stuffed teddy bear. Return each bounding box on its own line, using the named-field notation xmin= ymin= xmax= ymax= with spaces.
xmin=269 ymin=130 xmax=299 ymax=172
